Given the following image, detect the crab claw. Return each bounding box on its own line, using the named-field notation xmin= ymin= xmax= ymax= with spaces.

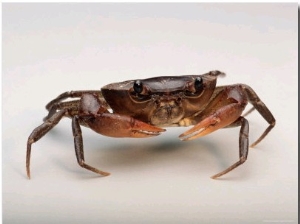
xmin=128 ymin=118 xmax=166 ymax=138
xmin=87 ymin=113 xmax=165 ymax=138
xmin=179 ymin=103 xmax=242 ymax=141
xmin=179 ymin=115 xmax=222 ymax=141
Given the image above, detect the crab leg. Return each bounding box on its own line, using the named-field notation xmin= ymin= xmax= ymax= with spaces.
xmin=211 ymin=117 xmax=249 ymax=179
xmin=44 ymin=100 xmax=80 ymax=121
xmin=45 ymin=90 xmax=104 ymax=110
xmin=241 ymin=84 xmax=276 ymax=147
xmin=72 ymin=116 xmax=110 ymax=176
xmin=26 ymin=109 xmax=67 ymax=179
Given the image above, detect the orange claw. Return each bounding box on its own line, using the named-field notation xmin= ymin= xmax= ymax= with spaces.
xmin=129 ymin=117 xmax=166 ymax=138
xmin=87 ymin=113 xmax=166 ymax=138
xmin=179 ymin=103 xmax=244 ymax=141
xmin=179 ymin=115 xmax=221 ymax=141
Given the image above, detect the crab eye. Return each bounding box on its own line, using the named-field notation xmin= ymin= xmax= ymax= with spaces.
xmin=184 ymin=77 xmax=204 ymax=96
xmin=133 ymin=80 xmax=143 ymax=94
xmin=131 ymin=80 xmax=151 ymax=101
xmin=194 ymin=77 xmax=203 ymax=92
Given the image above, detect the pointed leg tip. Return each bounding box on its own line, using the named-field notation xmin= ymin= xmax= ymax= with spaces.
xmin=26 ymin=169 xmax=31 ymax=179
xmin=211 ymin=171 xmax=227 ymax=179
xmin=210 ymin=175 xmax=219 ymax=180
xmin=100 ymin=171 xmax=111 ymax=177
xmin=93 ymin=168 xmax=110 ymax=177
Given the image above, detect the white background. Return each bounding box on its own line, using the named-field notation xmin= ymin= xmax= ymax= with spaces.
xmin=2 ymin=3 xmax=298 ymax=224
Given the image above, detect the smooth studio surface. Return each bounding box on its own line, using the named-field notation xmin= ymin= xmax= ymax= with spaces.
xmin=2 ymin=3 xmax=298 ymax=224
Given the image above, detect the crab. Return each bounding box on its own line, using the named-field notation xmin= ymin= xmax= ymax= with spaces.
xmin=26 ymin=71 xmax=275 ymax=179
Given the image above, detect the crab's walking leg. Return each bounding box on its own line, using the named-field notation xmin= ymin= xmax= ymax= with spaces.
xmin=72 ymin=116 xmax=110 ymax=176
xmin=242 ymin=85 xmax=276 ymax=147
xmin=242 ymin=106 xmax=255 ymax=117
xmin=45 ymin=90 xmax=104 ymax=110
xmin=44 ymin=91 xmax=108 ymax=121
xmin=26 ymin=109 xmax=67 ymax=179
xmin=211 ymin=117 xmax=249 ymax=179
xmin=44 ymin=100 xmax=79 ymax=121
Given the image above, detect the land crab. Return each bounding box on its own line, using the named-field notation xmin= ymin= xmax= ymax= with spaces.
xmin=26 ymin=70 xmax=275 ymax=179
